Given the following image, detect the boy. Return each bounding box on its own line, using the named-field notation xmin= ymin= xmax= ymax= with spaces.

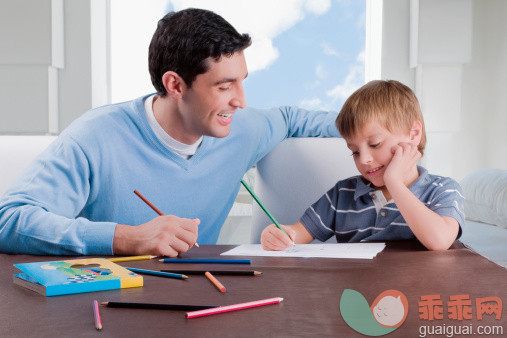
xmin=261 ymin=80 xmax=464 ymax=251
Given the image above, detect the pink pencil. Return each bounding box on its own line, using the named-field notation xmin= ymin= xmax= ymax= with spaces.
xmin=93 ymin=300 xmax=102 ymax=330
xmin=186 ymin=297 xmax=283 ymax=319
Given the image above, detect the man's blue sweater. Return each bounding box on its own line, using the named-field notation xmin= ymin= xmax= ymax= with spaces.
xmin=0 ymin=95 xmax=339 ymax=255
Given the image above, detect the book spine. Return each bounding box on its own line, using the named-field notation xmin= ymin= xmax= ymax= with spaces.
xmin=120 ymin=275 xmax=144 ymax=289
xmin=46 ymin=280 xmax=121 ymax=296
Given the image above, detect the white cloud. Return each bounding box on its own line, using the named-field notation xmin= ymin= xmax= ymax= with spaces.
xmin=304 ymin=0 xmax=332 ymax=15
xmin=300 ymin=51 xmax=365 ymax=111
xmin=321 ymin=42 xmax=340 ymax=57
xmin=315 ymin=64 xmax=326 ymax=79
xmin=299 ymin=98 xmax=322 ymax=110
xmin=168 ymin=0 xmax=331 ymax=72
xmin=326 ymin=50 xmax=365 ymax=103
xmin=110 ymin=0 xmax=169 ymax=103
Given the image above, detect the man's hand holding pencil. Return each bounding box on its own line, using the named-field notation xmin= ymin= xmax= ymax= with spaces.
xmin=112 ymin=189 xmax=200 ymax=257
xmin=113 ymin=216 xmax=200 ymax=257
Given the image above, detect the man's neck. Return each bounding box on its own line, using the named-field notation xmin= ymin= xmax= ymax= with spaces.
xmin=152 ymin=95 xmax=200 ymax=145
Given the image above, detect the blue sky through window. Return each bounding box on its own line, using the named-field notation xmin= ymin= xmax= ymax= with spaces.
xmin=243 ymin=1 xmax=366 ymax=111
xmin=111 ymin=0 xmax=366 ymax=112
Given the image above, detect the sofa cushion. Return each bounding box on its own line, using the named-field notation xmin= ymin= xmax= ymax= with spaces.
xmin=460 ymin=168 xmax=507 ymax=228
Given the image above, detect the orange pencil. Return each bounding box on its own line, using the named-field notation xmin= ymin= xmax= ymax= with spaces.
xmin=134 ymin=189 xmax=199 ymax=247
xmin=205 ymin=271 xmax=226 ymax=293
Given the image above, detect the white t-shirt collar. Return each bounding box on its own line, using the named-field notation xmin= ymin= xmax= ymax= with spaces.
xmin=144 ymin=94 xmax=202 ymax=159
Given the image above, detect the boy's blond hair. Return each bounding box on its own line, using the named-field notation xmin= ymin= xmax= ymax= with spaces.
xmin=336 ymin=80 xmax=426 ymax=155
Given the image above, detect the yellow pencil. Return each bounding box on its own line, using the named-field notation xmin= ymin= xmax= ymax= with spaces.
xmin=107 ymin=255 xmax=157 ymax=263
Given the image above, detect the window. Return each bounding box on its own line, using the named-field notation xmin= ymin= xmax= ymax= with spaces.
xmin=110 ymin=0 xmax=366 ymax=111
xmin=110 ymin=0 xmax=367 ymax=243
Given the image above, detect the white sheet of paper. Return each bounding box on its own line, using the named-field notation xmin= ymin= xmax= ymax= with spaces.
xmin=221 ymin=243 xmax=386 ymax=259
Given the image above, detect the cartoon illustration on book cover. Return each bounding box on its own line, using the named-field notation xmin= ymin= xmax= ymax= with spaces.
xmin=15 ymin=258 xmax=141 ymax=287
xmin=39 ymin=261 xmax=115 ymax=283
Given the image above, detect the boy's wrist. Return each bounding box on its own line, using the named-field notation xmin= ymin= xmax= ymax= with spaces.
xmin=384 ymin=179 xmax=406 ymax=196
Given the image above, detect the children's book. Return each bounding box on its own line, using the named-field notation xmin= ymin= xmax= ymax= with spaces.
xmin=13 ymin=258 xmax=143 ymax=296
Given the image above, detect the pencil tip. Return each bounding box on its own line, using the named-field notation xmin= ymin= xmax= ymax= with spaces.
xmin=158 ymin=259 xmax=163 ymax=262
xmin=279 ymin=297 xmax=284 ymax=302
xmin=182 ymin=275 xmax=189 ymax=279
xmin=254 ymin=271 xmax=262 ymax=275
xmin=96 ymin=324 xmax=102 ymax=330
xmin=194 ymin=243 xmax=200 ymax=248
xmin=149 ymin=255 xmax=157 ymax=259
xmin=101 ymin=302 xmax=108 ymax=306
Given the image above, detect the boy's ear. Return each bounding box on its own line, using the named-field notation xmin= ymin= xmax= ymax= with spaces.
xmin=409 ymin=120 xmax=423 ymax=145
xmin=162 ymin=71 xmax=186 ymax=99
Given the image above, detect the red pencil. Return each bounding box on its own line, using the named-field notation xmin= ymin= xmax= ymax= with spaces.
xmin=134 ymin=189 xmax=163 ymax=216
xmin=186 ymin=297 xmax=283 ymax=318
xmin=93 ymin=300 xmax=102 ymax=330
xmin=133 ymin=189 xmax=199 ymax=247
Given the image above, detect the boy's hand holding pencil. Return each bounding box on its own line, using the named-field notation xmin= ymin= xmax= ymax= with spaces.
xmin=240 ymin=179 xmax=300 ymax=250
xmin=261 ymin=224 xmax=297 ymax=251
xmin=261 ymin=221 xmax=315 ymax=251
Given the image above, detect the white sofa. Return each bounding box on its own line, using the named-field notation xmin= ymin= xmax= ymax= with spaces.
xmin=459 ymin=168 xmax=507 ymax=268
xmin=250 ymin=138 xmax=358 ymax=243
xmin=0 ymin=135 xmax=57 ymax=196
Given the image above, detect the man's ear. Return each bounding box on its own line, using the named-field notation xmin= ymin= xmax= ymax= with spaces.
xmin=162 ymin=71 xmax=186 ymax=99
xmin=410 ymin=120 xmax=423 ymax=145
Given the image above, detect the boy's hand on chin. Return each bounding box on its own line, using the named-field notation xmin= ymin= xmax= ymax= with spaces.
xmin=383 ymin=142 xmax=421 ymax=187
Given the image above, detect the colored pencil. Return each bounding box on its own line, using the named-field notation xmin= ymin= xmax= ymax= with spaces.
xmin=108 ymin=255 xmax=157 ymax=263
xmin=186 ymin=297 xmax=283 ymax=319
xmin=93 ymin=300 xmax=102 ymax=330
xmin=205 ymin=271 xmax=226 ymax=292
xmin=126 ymin=267 xmax=187 ymax=280
xmin=134 ymin=189 xmax=199 ymax=247
xmin=134 ymin=189 xmax=164 ymax=215
xmin=161 ymin=270 xmax=262 ymax=276
xmin=240 ymin=180 xmax=294 ymax=244
xmin=101 ymin=301 xmax=216 ymax=311
xmin=159 ymin=258 xmax=251 ymax=264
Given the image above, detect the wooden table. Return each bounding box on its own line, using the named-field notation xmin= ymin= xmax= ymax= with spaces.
xmin=1 ymin=241 xmax=505 ymax=337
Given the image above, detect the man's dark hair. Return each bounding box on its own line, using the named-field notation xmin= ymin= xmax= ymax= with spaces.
xmin=149 ymin=8 xmax=252 ymax=95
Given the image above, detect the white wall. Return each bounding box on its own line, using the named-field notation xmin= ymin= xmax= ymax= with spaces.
xmin=381 ymin=0 xmax=506 ymax=181
xmin=456 ymin=0 xmax=507 ymax=180
xmin=0 ymin=0 xmax=109 ymax=134
xmin=59 ymin=0 xmax=110 ymax=130
xmin=380 ymin=0 xmax=415 ymax=87
xmin=0 ymin=0 xmax=63 ymax=134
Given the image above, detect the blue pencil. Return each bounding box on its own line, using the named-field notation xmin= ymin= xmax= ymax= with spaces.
xmin=126 ymin=267 xmax=188 ymax=279
xmin=158 ymin=258 xmax=251 ymax=264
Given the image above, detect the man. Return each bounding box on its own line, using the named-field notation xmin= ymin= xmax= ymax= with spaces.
xmin=0 ymin=8 xmax=339 ymax=256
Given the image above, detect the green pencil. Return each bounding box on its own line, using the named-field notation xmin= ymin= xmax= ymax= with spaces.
xmin=240 ymin=179 xmax=294 ymax=244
